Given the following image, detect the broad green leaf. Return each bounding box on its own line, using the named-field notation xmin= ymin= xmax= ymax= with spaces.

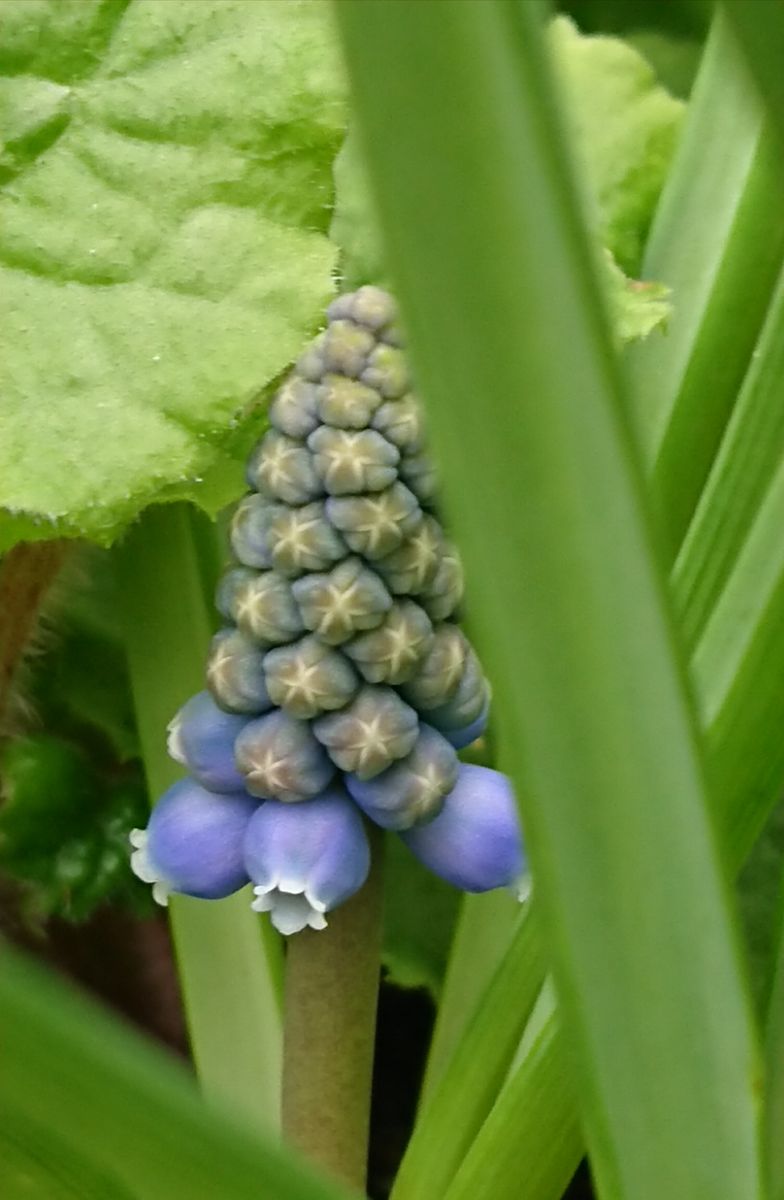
xmin=550 ymin=15 xmax=684 ymax=272
xmin=336 ymin=5 xmax=762 ymax=1200
xmin=0 ymin=0 xmax=347 ymax=549
xmin=626 ymin=30 xmax=702 ymax=99
xmin=738 ymin=800 xmax=784 ymax=1013
xmin=0 ymin=1109 xmax=135 ymax=1200
xmin=627 ymin=11 xmax=784 ymax=557
xmin=0 ymin=943 xmax=349 ymax=1200
xmin=722 ymin=0 xmax=784 ymax=150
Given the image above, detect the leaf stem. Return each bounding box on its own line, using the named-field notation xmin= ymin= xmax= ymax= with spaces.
xmin=0 ymin=539 xmax=70 ymax=729
xmin=282 ymin=824 xmax=384 ymax=1194
xmin=116 ymin=502 xmax=283 ymax=1131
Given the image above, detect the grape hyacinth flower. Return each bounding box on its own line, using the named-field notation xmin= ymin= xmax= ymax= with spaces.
xmin=131 ymin=285 xmax=526 ymax=932
xmin=130 ymin=780 xmax=259 ymax=903
xmin=243 ymin=788 xmax=370 ymax=934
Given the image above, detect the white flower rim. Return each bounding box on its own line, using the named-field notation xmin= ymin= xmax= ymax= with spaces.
xmin=129 ymin=828 xmax=171 ymax=906
xmin=251 ymin=878 xmax=329 ymax=935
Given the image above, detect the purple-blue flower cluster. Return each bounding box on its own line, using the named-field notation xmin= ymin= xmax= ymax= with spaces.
xmin=130 ymin=288 xmax=525 ymax=934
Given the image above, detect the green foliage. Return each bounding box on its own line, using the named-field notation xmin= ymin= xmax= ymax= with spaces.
xmin=382 ymin=836 xmax=459 ymax=995
xmin=0 ymin=0 xmax=346 ymax=550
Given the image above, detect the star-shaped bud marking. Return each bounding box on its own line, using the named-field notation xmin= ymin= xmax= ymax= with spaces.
xmin=400 ymin=624 xmax=468 ymax=711
xmin=206 ymin=629 xmax=272 ymax=715
xmin=308 ymin=426 xmax=399 ymax=496
xmin=371 ymin=395 xmax=425 ymax=453
xmin=316 ymin=375 xmax=383 ymax=429
xmin=322 ymin=319 xmax=376 ymax=377
xmin=361 ymin=344 xmax=410 ymax=399
xmin=344 ymin=600 xmax=434 ymax=685
xmin=248 ymin=430 xmax=322 ymax=506
xmin=268 ymin=376 xmax=320 ymax=439
xmin=234 ymin=571 xmax=304 ymax=646
xmin=235 ymin=710 xmax=335 ymax=802
xmin=375 ymin=515 xmax=442 ymax=595
xmin=346 ymin=725 xmax=459 ymax=830
xmin=313 ymin=685 xmax=419 ymax=780
xmin=292 ymin=556 xmax=392 ymax=645
xmin=263 ymin=635 xmax=359 ymax=719
xmin=326 ymin=483 xmax=421 ymax=560
xmin=229 ymin=494 xmax=284 ymax=569
xmin=420 ymin=543 xmax=465 ymax=621
xmin=269 ymin=501 xmax=347 ymax=577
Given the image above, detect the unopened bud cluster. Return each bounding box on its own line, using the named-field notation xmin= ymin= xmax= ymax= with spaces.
xmin=131 ymin=289 xmax=523 ymax=933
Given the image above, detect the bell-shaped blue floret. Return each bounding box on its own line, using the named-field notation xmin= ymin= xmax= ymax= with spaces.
xmin=244 ymin=787 xmax=370 ymax=934
xmin=129 ymin=779 xmax=259 ymax=903
xmin=400 ymin=765 xmax=524 ymax=893
xmin=206 ymin=629 xmax=272 ymax=715
xmin=346 ymin=725 xmax=458 ymax=831
xmin=167 ymin=691 xmax=249 ymax=792
xmin=234 ymin=709 xmax=335 ymax=802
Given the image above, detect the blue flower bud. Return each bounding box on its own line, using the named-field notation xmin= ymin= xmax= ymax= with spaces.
xmin=361 ymin=344 xmax=410 ymax=399
xmin=167 ymin=691 xmax=249 ymax=792
xmin=130 ymin=780 xmax=258 ymax=903
xmin=296 ymin=331 xmax=328 ymax=382
xmin=419 ymin=544 xmax=465 ymax=621
xmin=313 ymin=684 xmax=419 ymax=779
xmin=229 ymin=494 xmax=284 ymax=569
xmin=442 ymin=700 xmax=490 ymax=749
xmin=346 ymin=725 xmax=458 ymax=830
xmin=328 ymin=285 xmax=398 ymax=332
xmin=428 ymin=648 xmax=489 ymax=732
xmin=232 ymin=570 xmax=304 ymax=646
xmin=292 ymin=556 xmax=392 ymax=645
xmin=234 ymin=709 xmax=335 ymax=802
xmin=375 ymin=515 xmax=442 ymax=595
xmin=371 ymin=396 xmax=425 ymax=453
xmin=268 ymin=376 xmax=320 ymax=440
xmin=243 ymin=787 xmax=370 ymax=934
xmin=206 ymin=629 xmax=272 ymax=715
xmin=308 ymin=426 xmax=399 ymax=496
xmin=326 ymin=482 xmax=421 ymax=560
xmin=316 ymin=375 xmax=383 ymax=430
xmin=322 ymin=320 xmax=375 ymax=377
xmin=400 ymin=765 xmax=524 ymax=893
xmin=399 ymin=451 xmax=438 ymax=505
xmin=400 ymin=624 xmax=467 ymax=711
xmin=263 ymin=635 xmax=359 ymax=719
xmin=215 ymin=566 xmax=256 ymax=622
xmin=248 ymin=430 xmax=323 ymax=506
xmin=343 ymin=600 xmax=433 ymax=685
xmin=269 ymin=501 xmax=347 ymax=577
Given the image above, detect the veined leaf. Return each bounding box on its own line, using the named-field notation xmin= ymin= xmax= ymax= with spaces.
xmin=0 ymin=0 xmax=347 ymax=549
xmin=0 ymin=944 xmax=349 ymax=1200
xmin=336 ymin=5 xmax=762 ymax=1200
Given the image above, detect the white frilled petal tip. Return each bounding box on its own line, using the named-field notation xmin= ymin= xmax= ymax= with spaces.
xmin=512 ymin=874 xmax=532 ymax=904
xmin=251 ymin=883 xmax=329 ymax=935
xmin=166 ymin=717 xmax=186 ymax=765
xmin=129 ymin=829 xmax=171 ymax=907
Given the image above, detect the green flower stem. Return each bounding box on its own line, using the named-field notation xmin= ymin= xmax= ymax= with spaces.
xmin=0 ymin=538 xmax=70 ymax=727
xmin=282 ymin=823 xmax=384 ymax=1193
xmin=116 ymin=502 xmax=283 ymax=1131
